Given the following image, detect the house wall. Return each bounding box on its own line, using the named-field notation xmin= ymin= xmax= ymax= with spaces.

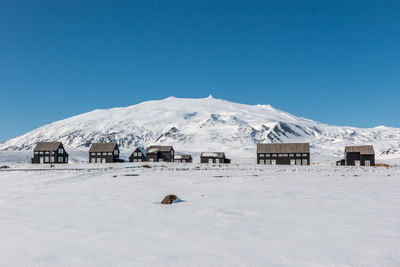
xmin=129 ymin=149 xmax=147 ymax=162
xmin=257 ymin=153 xmax=310 ymax=165
xmin=200 ymin=157 xmax=227 ymax=163
xmin=89 ymin=153 xmax=118 ymax=163
xmin=345 ymin=152 xmax=360 ymax=166
xmin=360 ymin=154 xmax=375 ymax=166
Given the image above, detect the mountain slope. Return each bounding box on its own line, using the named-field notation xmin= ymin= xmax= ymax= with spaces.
xmin=1 ymin=96 xmax=400 ymax=160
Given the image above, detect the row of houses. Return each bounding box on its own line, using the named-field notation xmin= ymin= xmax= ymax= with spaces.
xmin=31 ymin=142 xmax=229 ymax=164
xmin=31 ymin=142 xmax=375 ymax=166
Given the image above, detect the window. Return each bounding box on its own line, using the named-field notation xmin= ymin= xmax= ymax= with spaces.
xmin=289 ymin=154 xmax=294 ymax=157
xmin=272 ymin=154 xmax=277 ymax=157
xmin=296 ymin=159 xmax=301 ymax=165
xmin=208 ymin=159 xmax=213 ymax=164
xmin=44 ymin=157 xmax=49 ymax=163
xmin=149 ymin=158 xmax=154 ymax=162
xmin=51 ymin=157 xmax=55 ymax=162
xmin=265 ymin=160 xmax=271 ymax=165
xmin=138 ymin=152 xmax=142 ymax=157
xmin=45 ymin=151 xmax=49 ymax=154
xmin=138 ymin=159 xmax=142 ymax=162
xmin=283 ymin=154 xmax=288 ymax=157
xmin=58 ymin=148 xmax=63 ymax=154
xmin=35 ymin=151 xmax=39 ymax=154
xmin=97 ymin=158 xmax=102 ymax=163
xmin=271 ymin=159 xmax=276 ymax=165
xmin=365 ymin=160 xmax=371 ymax=167
xmin=40 ymin=151 xmax=44 ymax=154
xmin=171 ymin=150 xmax=174 ymax=155
xmin=296 ymin=154 xmax=301 ymax=157
xmin=216 ymin=159 xmax=220 ymax=163
xmin=265 ymin=154 xmax=271 ymax=157
xmin=259 ymin=159 xmax=264 ymax=164
xmin=278 ymin=154 xmax=283 ymax=157
xmin=158 ymin=159 xmax=163 ymax=162
xmin=114 ymin=150 xmax=118 ymax=156
xmin=58 ymin=157 xmax=62 ymax=162
xmin=302 ymin=159 xmax=308 ymax=165
xmin=134 ymin=152 xmax=137 ymax=156
xmin=290 ymin=159 xmax=295 ymax=165
xmin=65 ymin=157 xmax=68 ymax=163
xmin=302 ymin=154 xmax=308 ymax=157
xmin=107 ymin=152 xmax=112 ymax=155
xmin=96 ymin=152 xmax=101 ymax=156
xmin=260 ymin=154 xmax=264 ymax=158
xmin=91 ymin=158 xmax=96 ymax=163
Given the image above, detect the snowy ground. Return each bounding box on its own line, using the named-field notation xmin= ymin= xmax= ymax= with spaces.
xmin=0 ymin=154 xmax=400 ymax=266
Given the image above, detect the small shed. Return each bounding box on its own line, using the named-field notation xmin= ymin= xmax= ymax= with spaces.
xmin=89 ymin=143 xmax=122 ymax=163
xmin=146 ymin=145 xmax=175 ymax=162
xmin=200 ymin=152 xmax=231 ymax=164
xmin=345 ymin=145 xmax=375 ymax=166
xmin=32 ymin=142 xmax=69 ymax=164
xmin=129 ymin=147 xmax=147 ymax=162
xmin=174 ymin=154 xmax=193 ymax=163
xmin=257 ymin=143 xmax=310 ymax=165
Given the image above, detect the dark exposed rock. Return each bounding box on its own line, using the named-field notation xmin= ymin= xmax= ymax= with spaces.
xmin=161 ymin=194 xmax=178 ymax=204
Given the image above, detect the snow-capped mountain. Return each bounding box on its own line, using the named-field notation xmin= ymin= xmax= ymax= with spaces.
xmin=1 ymin=96 xmax=399 ymax=160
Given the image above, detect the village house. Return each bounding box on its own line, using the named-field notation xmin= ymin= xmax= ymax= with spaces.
xmin=344 ymin=145 xmax=375 ymax=166
xmin=89 ymin=142 xmax=122 ymax=163
xmin=31 ymin=142 xmax=69 ymax=164
xmin=146 ymin=145 xmax=175 ymax=162
xmin=200 ymin=152 xmax=231 ymax=164
xmin=174 ymin=154 xmax=193 ymax=163
xmin=257 ymin=143 xmax=310 ymax=165
xmin=129 ymin=147 xmax=147 ymax=162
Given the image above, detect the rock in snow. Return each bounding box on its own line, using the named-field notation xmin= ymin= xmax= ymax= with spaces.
xmin=1 ymin=96 xmax=399 ymax=160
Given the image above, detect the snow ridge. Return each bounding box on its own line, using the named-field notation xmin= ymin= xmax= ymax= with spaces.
xmin=1 ymin=96 xmax=399 ymax=160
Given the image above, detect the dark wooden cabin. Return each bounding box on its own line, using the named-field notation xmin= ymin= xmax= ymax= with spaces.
xmin=174 ymin=154 xmax=193 ymax=163
xmin=146 ymin=145 xmax=175 ymax=162
xmin=31 ymin=142 xmax=69 ymax=164
xmin=129 ymin=147 xmax=147 ymax=162
xmin=336 ymin=159 xmax=346 ymax=166
xmin=257 ymin=143 xmax=310 ymax=165
xmin=89 ymin=143 xmax=122 ymax=163
xmin=200 ymin=152 xmax=231 ymax=164
xmin=345 ymin=145 xmax=375 ymax=166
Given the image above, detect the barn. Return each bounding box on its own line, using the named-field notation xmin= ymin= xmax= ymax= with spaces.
xmin=146 ymin=145 xmax=175 ymax=162
xmin=257 ymin=143 xmax=310 ymax=165
xmin=200 ymin=152 xmax=231 ymax=164
xmin=174 ymin=154 xmax=193 ymax=163
xmin=89 ymin=143 xmax=122 ymax=163
xmin=129 ymin=147 xmax=147 ymax=162
xmin=31 ymin=142 xmax=69 ymax=164
xmin=344 ymin=145 xmax=375 ymax=166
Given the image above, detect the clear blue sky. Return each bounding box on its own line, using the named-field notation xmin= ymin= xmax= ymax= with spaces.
xmin=1 ymin=0 xmax=399 ymax=141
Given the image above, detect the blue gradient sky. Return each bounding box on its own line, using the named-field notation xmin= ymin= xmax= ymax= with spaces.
xmin=1 ymin=0 xmax=399 ymax=141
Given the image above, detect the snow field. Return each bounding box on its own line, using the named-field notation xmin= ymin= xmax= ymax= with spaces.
xmin=0 ymin=163 xmax=399 ymax=266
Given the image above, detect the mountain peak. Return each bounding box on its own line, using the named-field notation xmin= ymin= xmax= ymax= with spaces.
xmin=0 ymin=97 xmax=399 ymax=160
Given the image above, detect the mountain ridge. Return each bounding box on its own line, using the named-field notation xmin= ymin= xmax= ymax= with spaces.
xmin=1 ymin=96 xmax=399 ymax=159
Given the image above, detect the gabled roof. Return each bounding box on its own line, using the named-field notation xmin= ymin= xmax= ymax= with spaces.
xmin=201 ymin=152 xmax=225 ymax=158
xmin=34 ymin=142 xmax=62 ymax=151
xmin=89 ymin=143 xmax=118 ymax=153
xmin=257 ymin=143 xmax=310 ymax=154
xmin=130 ymin=147 xmax=146 ymax=157
xmin=345 ymin=145 xmax=375 ymax=155
xmin=146 ymin=145 xmax=173 ymax=153
xmin=174 ymin=154 xmax=192 ymax=160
